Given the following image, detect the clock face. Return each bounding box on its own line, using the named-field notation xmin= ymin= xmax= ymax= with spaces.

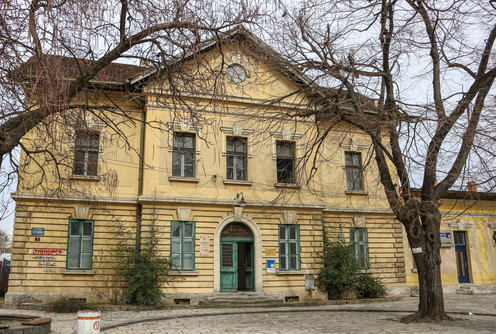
xmin=227 ymin=64 xmax=246 ymax=83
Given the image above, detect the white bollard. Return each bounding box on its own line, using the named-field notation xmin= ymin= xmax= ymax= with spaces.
xmin=77 ymin=310 xmax=101 ymax=334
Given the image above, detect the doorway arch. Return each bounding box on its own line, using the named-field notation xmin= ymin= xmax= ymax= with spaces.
xmin=214 ymin=216 xmax=262 ymax=292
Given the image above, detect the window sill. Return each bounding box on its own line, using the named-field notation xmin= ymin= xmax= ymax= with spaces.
xmin=275 ymin=183 xmax=301 ymax=189
xmin=345 ymin=190 xmax=368 ymax=195
xmin=168 ymin=177 xmax=200 ymax=183
xmin=223 ymin=180 xmax=253 ymax=186
xmin=359 ymin=269 xmax=374 ymax=274
xmin=276 ymin=270 xmax=305 ymax=275
xmin=69 ymin=175 xmax=100 ymax=181
xmin=62 ymin=270 xmax=95 ymax=275
xmin=168 ymin=271 xmax=199 ymax=276
xmin=412 ymin=268 xmax=418 ymax=273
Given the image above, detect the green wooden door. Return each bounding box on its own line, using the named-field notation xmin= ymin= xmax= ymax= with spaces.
xmin=244 ymin=242 xmax=254 ymax=291
xmin=220 ymin=241 xmax=237 ymax=291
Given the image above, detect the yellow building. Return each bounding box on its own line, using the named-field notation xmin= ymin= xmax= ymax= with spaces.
xmin=7 ymin=27 xmax=408 ymax=306
xmin=404 ymin=187 xmax=496 ymax=294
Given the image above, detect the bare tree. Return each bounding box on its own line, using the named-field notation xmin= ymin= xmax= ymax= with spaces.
xmin=269 ymin=0 xmax=496 ymax=322
xmin=0 ymin=230 xmax=11 ymax=254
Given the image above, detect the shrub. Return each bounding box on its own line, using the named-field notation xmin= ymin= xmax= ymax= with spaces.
xmin=317 ymin=228 xmax=360 ymax=299
xmin=317 ymin=226 xmax=386 ymax=300
xmin=356 ymin=273 xmax=387 ymax=298
xmin=51 ymin=298 xmax=88 ymax=313
xmin=120 ymin=222 xmax=171 ymax=306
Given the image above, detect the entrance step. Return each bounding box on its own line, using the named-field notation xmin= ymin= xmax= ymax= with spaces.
xmin=456 ymin=284 xmax=474 ymax=295
xmin=198 ymin=292 xmax=284 ymax=308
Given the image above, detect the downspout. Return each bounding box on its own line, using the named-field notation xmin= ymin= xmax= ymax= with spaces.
xmin=136 ymin=101 xmax=146 ymax=252
xmin=125 ymin=80 xmax=146 ymax=252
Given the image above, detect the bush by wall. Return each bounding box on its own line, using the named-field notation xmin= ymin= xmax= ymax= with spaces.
xmin=317 ymin=226 xmax=386 ymax=299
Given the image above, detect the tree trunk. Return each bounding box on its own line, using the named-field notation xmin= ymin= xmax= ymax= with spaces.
xmin=400 ymin=201 xmax=450 ymax=323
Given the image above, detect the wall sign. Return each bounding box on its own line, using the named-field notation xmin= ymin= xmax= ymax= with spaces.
xmin=31 ymin=228 xmax=45 ymax=236
xmin=440 ymin=230 xmax=453 ymax=247
xmin=266 ymin=259 xmax=276 ymax=274
xmin=200 ymin=236 xmax=210 ymax=256
xmin=265 ymin=248 xmax=277 ymax=257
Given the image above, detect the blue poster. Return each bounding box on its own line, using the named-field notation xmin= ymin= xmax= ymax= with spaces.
xmin=266 ymin=259 xmax=276 ymax=274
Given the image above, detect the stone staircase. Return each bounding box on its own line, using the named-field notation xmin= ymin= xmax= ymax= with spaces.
xmin=197 ymin=292 xmax=285 ymax=308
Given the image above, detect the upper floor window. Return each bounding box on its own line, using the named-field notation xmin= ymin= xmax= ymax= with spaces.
xmin=350 ymin=227 xmax=368 ymax=269
xmin=74 ymin=131 xmax=99 ymax=176
xmin=279 ymin=224 xmax=300 ymax=270
xmin=345 ymin=152 xmax=363 ymax=191
xmin=226 ymin=136 xmax=247 ymax=181
xmin=276 ymin=141 xmax=295 ymax=184
xmin=173 ymin=133 xmax=195 ymax=177
xmin=67 ymin=219 xmax=94 ymax=270
xmin=171 ymin=221 xmax=195 ymax=271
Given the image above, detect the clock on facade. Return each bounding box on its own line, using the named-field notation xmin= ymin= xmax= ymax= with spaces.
xmin=226 ymin=64 xmax=246 ymax=83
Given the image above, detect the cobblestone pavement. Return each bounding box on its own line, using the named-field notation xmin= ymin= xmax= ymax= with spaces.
xmin=0 ymin=294 xmax=495 ymax=333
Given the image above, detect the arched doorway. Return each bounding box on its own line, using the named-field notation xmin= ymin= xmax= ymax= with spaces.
xmin=220 ymin=223 xmax=254 ymax=292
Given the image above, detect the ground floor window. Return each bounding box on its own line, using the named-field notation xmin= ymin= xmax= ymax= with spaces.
xmin=171 ymin=221 xmax=195 ymax=270
xmin=67 ymin=219 xmax=94 ymax=270
xmin=279 ymin=224 xmax=300 ymax=270
xmin=350 ymin=227 xmax=368 ymax=269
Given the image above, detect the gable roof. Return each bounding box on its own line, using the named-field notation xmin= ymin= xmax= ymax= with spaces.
xmin=15 ymin=55 xmax=146 ymax=87
xmin=130 ymin=25 xmax=314 ymax=88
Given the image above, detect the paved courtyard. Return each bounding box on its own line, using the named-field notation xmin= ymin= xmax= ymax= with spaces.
xmin=1 ymin=294 xmax=495 ymax=333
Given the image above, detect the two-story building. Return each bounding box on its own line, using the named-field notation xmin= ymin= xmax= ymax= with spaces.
xmin=6 ymin=26 xmax=409 ymax=306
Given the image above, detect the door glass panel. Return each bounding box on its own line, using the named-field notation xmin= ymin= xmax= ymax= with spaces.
xmin=246 ymin=245 xmax=252 ymax=268
xmin=222 ymin=243 xmax=233 ymax=267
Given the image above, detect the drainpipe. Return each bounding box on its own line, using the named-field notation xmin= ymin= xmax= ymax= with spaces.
xmin=126 ymin=81 xmax=146 ymax=252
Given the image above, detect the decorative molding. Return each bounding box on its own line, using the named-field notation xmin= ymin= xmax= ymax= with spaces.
xmin=220 ymin=123 xmax=254 ymax=158
xmin=448 ymin=219 xmax=475 ymax=248
xmin=234 ymin=206 xmax=244 ymax=221
xmin=354 ymin=217 xmax=366 ymax=228
xmin=271 ymin=127 xmax=303 ymax=160
xmin=339 ymin=139 xmax=369 ymax=151
xmin=176 ymin=208 xmax=191 ymax=221
xmin=166 ymin=119 xmax=203 ymax=154
xmin=283 ymin=211 xmax=296 ymax=225
xmin=74 ymin=206 xmax=90 ymax=220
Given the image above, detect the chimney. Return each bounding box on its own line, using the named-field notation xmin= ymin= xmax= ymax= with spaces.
xmin=467 ymin=181 xmax=477 ymax=193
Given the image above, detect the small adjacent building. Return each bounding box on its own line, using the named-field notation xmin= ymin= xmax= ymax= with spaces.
xmin=404 ymin=186 xmax=496 ymax=294
xmin=7 ymin=27 xmax=409 ymax=306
